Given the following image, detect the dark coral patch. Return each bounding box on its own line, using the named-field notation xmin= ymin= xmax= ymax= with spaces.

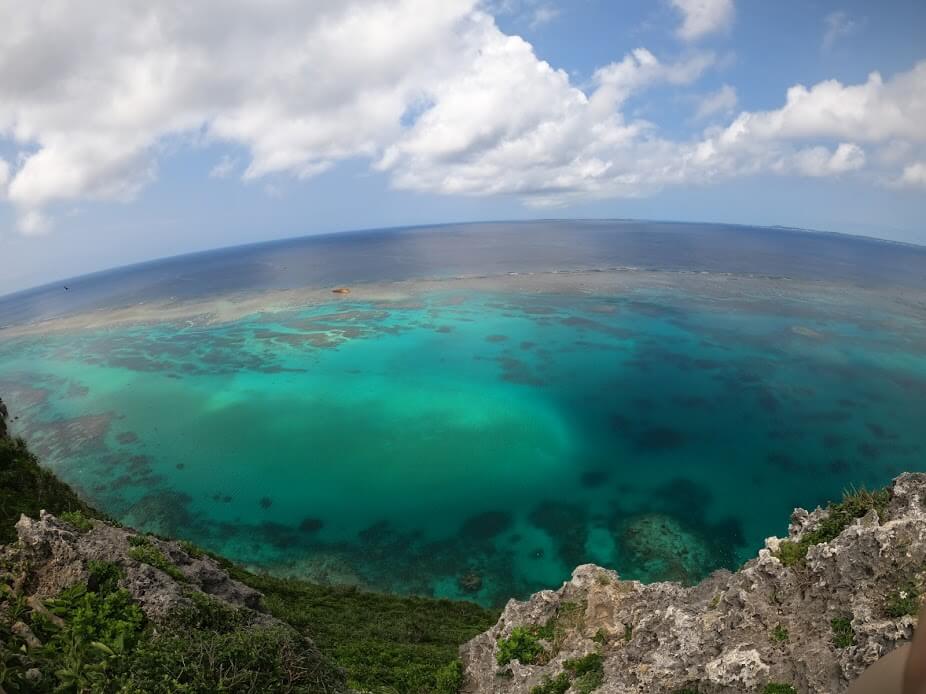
xmin=485 ymin=334 xmax=508 ymax=343
xmin=580 ymin=469 xmax=609 ymax=488
xmin=300 ymin=517 xmax=325 ymax=533
xmin=528 ymin=500 xmax=588 ymax=568
xmin=460 ymin=511 xmax=513 ymax=540
xmin=117 ymin=431 xmax=139 ymax=444
xmin=633 ymin=427 xmax=687 ymax=452
xmin=259 ymin=496 xmax=273 ymax=509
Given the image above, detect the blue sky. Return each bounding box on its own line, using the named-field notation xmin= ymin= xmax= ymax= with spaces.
xmin=0 ymin=0 xmax=924 ymax=295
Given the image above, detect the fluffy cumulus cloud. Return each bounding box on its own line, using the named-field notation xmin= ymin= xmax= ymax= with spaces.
xmin=0 ymin=0 xmax=923 ymax=232
xmin=671 ymin=0 xmax=734 ymax=41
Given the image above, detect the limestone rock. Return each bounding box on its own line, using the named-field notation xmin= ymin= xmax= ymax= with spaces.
xmin=460 ymin=473 xmax=926 ymax=693
xmin=9 ymin=510 xmax=263 ymax=622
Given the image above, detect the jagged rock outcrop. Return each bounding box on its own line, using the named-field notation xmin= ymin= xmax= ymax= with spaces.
xmin=6 ymin=510 xmax=265 ymax=622
xmin=460 ymin=473 xmax=926 ymax=693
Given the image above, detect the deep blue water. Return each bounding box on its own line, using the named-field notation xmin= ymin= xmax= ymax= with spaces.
xmin=3 ymin=220 xmax=925 ymax=327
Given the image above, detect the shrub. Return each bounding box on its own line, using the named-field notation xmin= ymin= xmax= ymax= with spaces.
xmin=41 ymin=583 xmax=146 ymax=691
xmin=771 ymin=624 xmax=789 ymax=642
xmin=565 ymin=652 xmax=604 ymax=693
xmin=86 ymin=560 xmax=124 ymax=596
xmin=831 ymin=616 xmax=854 ymax=648
xmin=497 ymin=626 xmax=546 ymax=665
xmin=60 ymin=510 xmax=94 ymax=533
xmin=530 ymin=672 xmax=571 ymax=694
xmin=776 ymin=487 xmax=890 ymax=567
xmin=764 ymin=684 xmax=797 ymax=694
xmin=434 ymin=658 xmax=465 ymax=694
xmin=0 ymin=433 xmax=104 ymax=544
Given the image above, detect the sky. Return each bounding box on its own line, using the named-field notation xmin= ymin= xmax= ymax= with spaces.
xmin=0 ymin=0 xmax=925 ymax=295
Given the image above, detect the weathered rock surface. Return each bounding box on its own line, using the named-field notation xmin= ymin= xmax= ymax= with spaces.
xmin=461 ymin=473 xmax=926 ymax=693
xmin=6 ymin=510 xmax=264 ymax=622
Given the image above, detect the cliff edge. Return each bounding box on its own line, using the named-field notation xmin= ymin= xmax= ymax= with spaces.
xmin=460 ymin=474 xmax=926 ymax=694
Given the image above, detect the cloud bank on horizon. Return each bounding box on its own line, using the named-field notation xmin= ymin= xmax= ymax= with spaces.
xmin=0 ymin=0 xmax=923 ymax=239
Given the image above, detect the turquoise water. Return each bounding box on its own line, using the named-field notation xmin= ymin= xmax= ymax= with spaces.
xmin=2 ymin=276 xmax=926 ymax=606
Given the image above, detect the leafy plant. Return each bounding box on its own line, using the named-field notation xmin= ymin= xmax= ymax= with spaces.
xmin=831 ymin=616 xmax=854 ymax=648
xmin=87 ymin=560 xmax=124 ymax=596
xmin=771 ymin=624 xmax=789 ymax=643
xmin=764 ymin=684 xmax=797 ymax=694
xmin=497 ymin=626 xmax=546 ymax=665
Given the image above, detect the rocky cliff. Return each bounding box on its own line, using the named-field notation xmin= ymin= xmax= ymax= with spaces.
xmin=460 ymin=474 xmax=926 ymax=694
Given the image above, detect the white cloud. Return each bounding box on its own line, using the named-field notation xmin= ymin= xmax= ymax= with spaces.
xmin=209 ymin=155 xmax=238 ymax=179
xmin=0 ymin=0 xmax=921 ymax=231
xmin=0 ymin=157 xmax=9 ymax=190
xmin=896 ymin=162 xmax=926 ymax=189
xmin=784 ymin=143 xmax=866 ymax=177
xmin=694 ymin=84 xmax=737 ymax=120
xmin=378 ymin=44 xmax=716 ymax=203
xmin=529 ymin=5 xmax=560 ymax=29
xmin=671 ymin=0 xmax=734 ymax=41
xmin=714 ymin=64 xmax=926 ymax=145
xmin=0 ymin=0 xmax=477 ymax=231
xmin=823 ymin=10 xmax=863 ymax=51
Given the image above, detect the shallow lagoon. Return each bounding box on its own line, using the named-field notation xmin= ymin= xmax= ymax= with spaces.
xmin=2 ymin=223 xmax=926 ymax=606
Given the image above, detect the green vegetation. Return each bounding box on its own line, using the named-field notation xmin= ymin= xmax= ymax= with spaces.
xmin=0 ymin=399 xmax=497 ymax=694
xmin=530 ymin=672 xmax=571 ymax=694
xmin=0 ymin=567 xmax=345 ymax=693
xmin=885 ymin=582 xmax=921 ymax=618
xmin=0 ymin=428 xmax=104 ymax=544
xmin=434 ymin=658 xmax=465 ymax=694
xmin=60 ymin=509 xmax=94 ymax=533
xmin=495 ymin=600 xmax=587 ymax=669
xmin=771 ymin=624 xmax=789 ymax=643
xmin=126 ymin=536 xmax=187 ymax=582
xmin=523 ymin=651 xmax=606 ymax=694
xmin=775 ymin=486 xmax=890 ymax=567
xmin=763 ymin=684 xmax=797 ymax=694
xmin=179 ymin=539 xmax=206 ymax=559
xmin=592 ymin=627 xmax=608 ymax=645
xmin=831 ymin=616 xmax=855 ymax=648
xmin=237 ymin=571 xmax=496 ymax=693
xmin=497 ymin=626 xmax=546 ymax=665
xmin=564 ymin=652 xmax=604 ymax=693
xmin=623 ymin=623 xmax=633 ymax=641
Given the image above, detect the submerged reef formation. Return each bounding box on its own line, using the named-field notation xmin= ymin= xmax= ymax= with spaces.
xmin=460 ymin=474 xmax=926 ymax=693
xmin=0 ymin=397 xmax=496 ymax=692
xmin=3 ymin=392 xmax=926 ymax=692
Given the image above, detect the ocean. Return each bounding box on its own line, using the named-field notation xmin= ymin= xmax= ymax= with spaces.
xmin=1 ymin=220 xmax=925 ymax=605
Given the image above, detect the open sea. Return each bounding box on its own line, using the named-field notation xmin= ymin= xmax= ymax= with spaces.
xmin=1 ymin=220 xmax=925 ymax=606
